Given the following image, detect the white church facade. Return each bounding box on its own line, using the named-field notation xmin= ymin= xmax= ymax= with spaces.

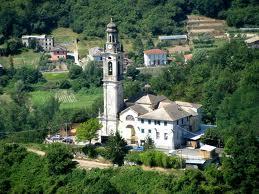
xmin=99 ymin=20 xmax=202 ymax=150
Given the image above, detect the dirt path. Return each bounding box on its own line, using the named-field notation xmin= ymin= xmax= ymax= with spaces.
xmin=74 ymin=159 xmax=112 ymax=169
xmin=27 ymin=148 xmax=46 ymax=156
xmin=27 ymin=147 xmax=111 ymax=169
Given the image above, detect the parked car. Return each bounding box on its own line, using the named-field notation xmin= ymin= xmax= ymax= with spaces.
xmin=62 ymin=137 xmax=73 ymax=144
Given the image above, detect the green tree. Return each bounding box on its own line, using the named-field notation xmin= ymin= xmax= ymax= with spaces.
xmin=76 ymin=118 xmax=102 ymax=144
xmin=143 ymin=136 xmax=155 ymax=150
xmin=46 ymin=143 xmax=77 ymax=176
xmin=201 ymin=128 xmax=223 ymax=147
xmin=106 ymin=131 xmax=128 ymax=166
xmin=68 ymin=65 xmax=82 ymax=79
xmin=125 ymin=66 xmax=140 ymax=80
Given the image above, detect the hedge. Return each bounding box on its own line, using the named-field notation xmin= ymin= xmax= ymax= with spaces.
xmin=125 ymin=150 xmax=185 ymax=169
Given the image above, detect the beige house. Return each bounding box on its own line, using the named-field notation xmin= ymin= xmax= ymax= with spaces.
xmin=22 ymin=34 xmax=54 ymax=51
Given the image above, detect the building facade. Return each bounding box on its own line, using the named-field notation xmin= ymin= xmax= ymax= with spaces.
xmin=100 ymin=19 xmax=124 ymax=139
xmin=118 ymin=95 xmax=202 ymax=150
xmin=22 ymin=35 xmax=54 ymax=51
xmin=144 ymin=49 xmax=167 ymax=67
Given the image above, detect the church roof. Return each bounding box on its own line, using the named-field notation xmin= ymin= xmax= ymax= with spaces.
xmin=175 ymin=101 xmax=202 ymax=109
xmin=138 ymin=103 xmax=191 ymax=121
xmin=120 ymin=104 xmax=150 ymax=116
xmin=136 ymin=94 xmax=167 ymax=106
xmin=130 ymin=104 xmax=150 ymax=115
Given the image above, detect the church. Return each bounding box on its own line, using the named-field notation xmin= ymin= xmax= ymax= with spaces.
xmin=99 ymin=20 xmax=202 ymax=150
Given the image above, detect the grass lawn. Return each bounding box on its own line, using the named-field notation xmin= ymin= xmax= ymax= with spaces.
xmin=138 ymin=66 xmax=167 ymax=76
xmin=30 ymin=89 xmax=102 ymax=109
xmin=43 ymin=72 xmax=69 ymax=82
xmin=0 ymin=49 xmax=42 ymax=68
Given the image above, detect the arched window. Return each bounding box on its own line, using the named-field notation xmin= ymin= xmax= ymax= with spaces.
xmin=108 ymin=62 xmax=112 ymax=75
xmin=112 ymin=35 xmax=115 ymax=43
xmin=109 ymin=35 xmax=112 ymax=43
xmin=126 ymin=115 xmax=134 ymax=121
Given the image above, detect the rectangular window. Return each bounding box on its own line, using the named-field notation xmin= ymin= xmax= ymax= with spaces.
xmin=148 ymin=120 xmax=151 ymax=124
xmin=164 ymin=121 xmax=167 ymax=126
xmin=182 ymin=118 xmax=183 ymax=124
xmin=156 ymin=132 xmax=160 ymax=139
xmin=148 ymin=129 xmax=151 ymax=133
xmin=164 ymin=133 xmax=168 ymax=140
xmin=157 ymin=121 xmax=160 ymax=125
xmin=141 ymin=129 xmax=144 ymax=133
xmin=141 ymin=119 xmax=144 ymax=123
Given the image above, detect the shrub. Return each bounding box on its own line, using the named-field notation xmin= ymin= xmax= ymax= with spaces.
xmin=82 ymin=144 xmax=97 ymax=158
xmin=140 ymin=151 xmax=155 ymax=167
xmin=125 ymin=151 xmax=142 ymax=165
xmin=126 ymin=150 xmax=184 ymax=169
xmin=59 ymin=80 xmax=71 ymax=89
xmin=96 ymin=147 xmax=109 ymax=159
xmin=154 ymin=151 xmax=164 ymax=167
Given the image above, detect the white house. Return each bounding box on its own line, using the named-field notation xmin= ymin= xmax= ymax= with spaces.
xmin=144 ymin=49 xmax=167 ymax=67
xmin=118 ymin=94 xmax=202 ymax=150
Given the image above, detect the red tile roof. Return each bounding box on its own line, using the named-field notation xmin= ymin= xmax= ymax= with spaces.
xmin=144 ymin=49 xmax=166 ymax=55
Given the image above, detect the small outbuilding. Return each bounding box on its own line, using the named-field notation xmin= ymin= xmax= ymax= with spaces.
xmin=158 ymin=35 xmax=188 ymax=45
xmin=199 ymin=144 xmax=216 ymax=159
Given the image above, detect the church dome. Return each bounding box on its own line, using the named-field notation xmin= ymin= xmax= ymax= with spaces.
xmin=107 ymin=21 xmax=116 ymax=28
xmin=106 ymin=18 xmax=117 ymax=32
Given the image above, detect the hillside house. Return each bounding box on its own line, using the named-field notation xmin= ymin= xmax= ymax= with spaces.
xmin=144 ymin=49 xmax=167 ymax=67
xmin=88 ymin=47 xmax=104 ymax=62
xmin=22 ymin=35 xmax=54 ymax=51
xmin=50 ymin=46 xmax=67 ymax=61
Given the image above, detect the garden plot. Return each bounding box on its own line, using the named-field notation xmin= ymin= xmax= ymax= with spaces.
xmin=55 ymin=90 xmax=77 ymax=103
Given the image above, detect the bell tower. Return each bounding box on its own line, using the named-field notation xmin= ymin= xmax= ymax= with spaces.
xmin=101 ymin=19 xmax=124 ymax=137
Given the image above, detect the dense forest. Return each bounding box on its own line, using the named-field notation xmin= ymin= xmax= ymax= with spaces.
xmin=0 ymin=142 xmax=257 ymax=194
xmin=0 ymin=0 xmax=259 ymax=41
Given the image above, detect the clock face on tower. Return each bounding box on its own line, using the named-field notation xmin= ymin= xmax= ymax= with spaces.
xmin=107 ymin=44 xmax=112 ymax=49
